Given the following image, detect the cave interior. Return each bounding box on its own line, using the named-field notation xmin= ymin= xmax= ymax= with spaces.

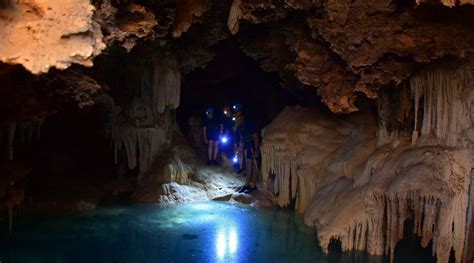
xmin=0 ymin=0 xmax=473 ymax=262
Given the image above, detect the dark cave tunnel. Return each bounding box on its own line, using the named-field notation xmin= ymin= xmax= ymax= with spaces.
xmin=177 ymin=38 xmax=295 ymax=136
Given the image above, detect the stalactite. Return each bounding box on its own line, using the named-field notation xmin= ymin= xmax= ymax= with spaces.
xmin=94 ymin=93 xmax=117 ymax=138
xmin=263 ymin=61 xmax=474 ymax=263
xmin=111 ymin=58 xmax=180 ymax=176
xmin=305 ymin=147 xmax=471 ymax=263
xmin=16 ymin=120 xmax=44 ymax=145
xmin=376 ymin=90 xmax=398 ymax=147
xmin=462 ymin=170 xmax=474 ymax=262
xmin=261 ymin=107 xmax=375 ymax=212
xmin=227 ymin=0 xmax=241 ymax=35
xmin=409 ymin=60 xmax=474 ymax=147
xmin=112 ymin=125 xmax=167 ymax=173
xmin=261 ymin=107 xmax=311 ymax=208
xmin=151 ymin=58 xmax=181 ymax=114
xmin=6 ymin=122 xmax=16 ymax=161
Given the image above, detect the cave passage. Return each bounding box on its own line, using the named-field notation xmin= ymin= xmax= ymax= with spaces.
xmin=0 ymin=0 xmax=473 ymax=262
xmin=177 ymin=39 xmax=292 ymax=136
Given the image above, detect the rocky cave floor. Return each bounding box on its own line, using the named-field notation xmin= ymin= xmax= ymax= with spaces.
xmin=2 ymin=149 xmax=272 ymax=218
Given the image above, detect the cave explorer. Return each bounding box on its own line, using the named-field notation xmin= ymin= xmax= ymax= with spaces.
xmin=203 ymin=107 xmax=223 ymax=165
xmin=232 ymin=104 xmax=245 ymax=174
xmin=236 ymin=111 xmax=260 ymax=194
xmin=220 ymin=105 xmax=235 ymax=161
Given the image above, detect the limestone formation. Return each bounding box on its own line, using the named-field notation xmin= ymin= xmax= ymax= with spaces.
xmin=95 ymin=0 xmax=158 ymax=52
xmin=112 ymin=58 xmax=180 ymax=176
xmin=262 ymin=60 xmax=474 ymax=263
xmin=0 ymin=0 xmax=105 ymax=74
xmin=0 ymin=1 xmax=474 ymax=262
xmin=171 ymin=0 xmax=208 ymax=38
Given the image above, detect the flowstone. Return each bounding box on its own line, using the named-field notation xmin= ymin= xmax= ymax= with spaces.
xmin=261 ymin=60 xmax=474 ymax=263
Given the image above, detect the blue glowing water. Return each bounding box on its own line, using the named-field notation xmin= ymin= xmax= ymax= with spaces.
xmin=0 ymin=202 xmax=425 ymax=263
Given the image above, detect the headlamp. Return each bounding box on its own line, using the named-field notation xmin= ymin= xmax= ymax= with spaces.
xmin=224 ymin=110 xmax=228 ymax=114
xmin=232 ymin=117 xmax=236 ymax=121
xmin=221 ymin=136 xmax=229 ymax=144
xmin=232 ymin=156 xmax=238 ymax=163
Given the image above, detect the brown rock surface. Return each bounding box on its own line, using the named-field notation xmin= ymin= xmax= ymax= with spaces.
xmin=0 ymin=0 xmax=105 ymax=74
xmin=305 ymin=1 xmax=474 ymax=111
xmin=95 ymin=0 xmax=158 ymax=52
xmin=171 ymin=0 xmax=208 ymax=38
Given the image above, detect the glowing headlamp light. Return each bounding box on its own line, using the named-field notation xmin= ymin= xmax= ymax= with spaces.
xmin=224 ymin=110 xmax=228 ymax=114
xmin=233 ymin=105 xmax=236 ymax=109
xmin=232 ymin=117 xmax=236 ymax=121
xmin=232 ymin=156 xmax=238 ymax=163
xmin=221 ymin=136 xmax=229 ymax=144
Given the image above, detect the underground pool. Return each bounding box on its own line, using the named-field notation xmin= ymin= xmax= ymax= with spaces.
xmin=0 ymin=201 xmax=434 ymax=263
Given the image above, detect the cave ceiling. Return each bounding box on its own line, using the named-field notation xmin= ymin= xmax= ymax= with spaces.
xmin=0 ymin=0 xmax=473 ymax=119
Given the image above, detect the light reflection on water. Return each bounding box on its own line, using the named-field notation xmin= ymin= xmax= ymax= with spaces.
xmin=0 ymin=201 xmax=396 ymax=263
xmin=215 ymin=226 xmax=238 ymax=261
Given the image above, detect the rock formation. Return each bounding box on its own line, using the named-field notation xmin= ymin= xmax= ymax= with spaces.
xmin=0 ymin=0 xmax=473 ymax=262
xmin=0 ymin=0 xmax=105 ymax=74
xmin=111 ymin=58 xmax=180 ymax=179
xmin=262 ymin=60 xmax=474 ymax=263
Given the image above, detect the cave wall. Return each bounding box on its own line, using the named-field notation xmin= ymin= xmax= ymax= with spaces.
xmin=106 ymin=56 xmax=181 ymax=181
xmin=262 ymin=59 xmax=474 ymax=263
xmin=0 ymin=0 xmax=474 ymax=261
xmin=2 ymin=1 xmax=473 ymax=117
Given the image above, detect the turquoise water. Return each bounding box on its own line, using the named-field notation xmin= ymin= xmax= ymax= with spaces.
xmin=0 ymin=202 xmax=392 ymax=262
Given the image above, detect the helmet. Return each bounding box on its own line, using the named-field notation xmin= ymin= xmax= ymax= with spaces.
xmin=232 ymin=104 xmax=242 ymax=111
xmin=206 ymin=107 xmax=214 ymax=115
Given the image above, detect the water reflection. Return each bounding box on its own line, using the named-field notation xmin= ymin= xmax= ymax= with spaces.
xmin=216 ymin=226 xmax=239 ymax=261
xmin=0 ymin=201 xmax=433 ymax=263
